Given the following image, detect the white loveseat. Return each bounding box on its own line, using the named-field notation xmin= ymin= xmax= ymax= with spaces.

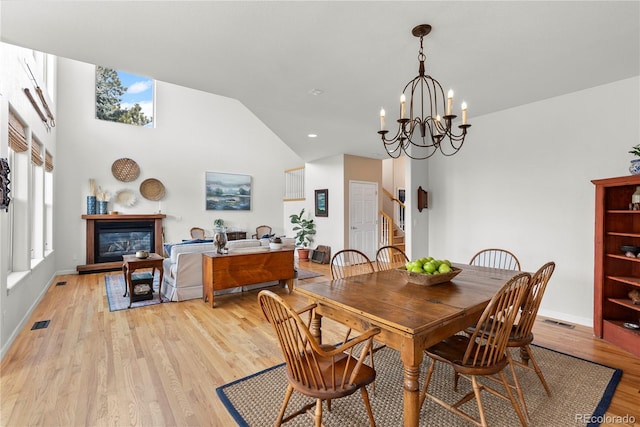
xmin=162 ymin=239 xmax=271 ymax=301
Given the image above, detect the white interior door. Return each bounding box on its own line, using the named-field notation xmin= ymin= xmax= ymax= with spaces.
xmin=349 ymin=181 xmax=378 ymax=260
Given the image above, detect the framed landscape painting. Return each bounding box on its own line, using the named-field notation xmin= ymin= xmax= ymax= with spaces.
xmin=205 ymin=172 xmax=251 ymax=211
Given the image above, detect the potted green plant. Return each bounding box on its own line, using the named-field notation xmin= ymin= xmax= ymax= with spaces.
xmin=289 ymin=208 xmax=316 ymax=261
xmin=629 ymin=145 xmax=640 ymax=175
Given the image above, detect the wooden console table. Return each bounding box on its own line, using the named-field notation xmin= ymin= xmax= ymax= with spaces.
xmin=202 ymin=248 xmax=295 ymax=307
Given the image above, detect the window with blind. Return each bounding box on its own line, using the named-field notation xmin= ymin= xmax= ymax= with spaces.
xmin=31 ymin=137 xmax=44 ymax=262
xmin=7 ymin=110 xmax=28 ymax=274
xmin=44 ymin=150 xmax=53 ymax=252
xmin=6 ymin=110 xmax=55 ymax=275
xmin=45 ymin=150 xmax=53 ymax=172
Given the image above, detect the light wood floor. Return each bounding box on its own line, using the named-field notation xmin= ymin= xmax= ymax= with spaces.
xmin=1 ymin=262 xmax=639 ymax=426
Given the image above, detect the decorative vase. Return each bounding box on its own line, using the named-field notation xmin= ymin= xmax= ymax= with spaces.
xmin=630 ymin=159 xmax=640 ymax=175
xmin=87 ymin=196 xmax=97 ymax=214
xmin=97 ymin=200 xmax=108 ymax=214
xmin=214 ymin=226 xmax=228 ymax=254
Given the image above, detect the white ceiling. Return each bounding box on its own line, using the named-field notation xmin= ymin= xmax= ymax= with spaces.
xmin=1 ymin=1 xmax=639 ymax=161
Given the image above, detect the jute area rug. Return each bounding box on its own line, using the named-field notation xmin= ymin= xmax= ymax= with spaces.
xmin=217 ymin=345 xmax=621 ymax=426
xmin=105 ymin=273 xmax=166 ymax=312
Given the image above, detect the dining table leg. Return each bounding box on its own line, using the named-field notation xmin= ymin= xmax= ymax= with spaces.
xmin=309 ymin=312 xmax=323 ymax=345
xmin=401 ymin=338 xmax=424 ymax=427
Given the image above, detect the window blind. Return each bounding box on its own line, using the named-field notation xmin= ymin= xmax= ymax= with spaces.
xmin=8 ymin=111 xmax=28 ymax=153
xmin=31 ymin=139 xmax=43 ymax=166
xmin=45 ymin=150 xmax=54 ymax=172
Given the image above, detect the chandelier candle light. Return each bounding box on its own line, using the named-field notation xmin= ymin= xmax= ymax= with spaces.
xmin=378 ymin=24 xmax=471 ymax=159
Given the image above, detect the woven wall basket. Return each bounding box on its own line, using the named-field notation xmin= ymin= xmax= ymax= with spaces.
xmin=111 ymin=158 xmax=140 ymax=182
xmin=140 ymin=178 xmax=165 ymax=201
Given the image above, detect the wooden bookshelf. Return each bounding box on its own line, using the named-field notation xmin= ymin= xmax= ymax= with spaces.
xmin=592 ymin=175 xmax=640 ymax=357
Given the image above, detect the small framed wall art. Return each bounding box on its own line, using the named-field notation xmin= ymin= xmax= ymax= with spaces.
xmin=315 ymin=189 xmax=328 ymax=217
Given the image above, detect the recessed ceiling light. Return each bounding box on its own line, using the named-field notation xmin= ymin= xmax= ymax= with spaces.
xmin=308 ymin=134 xmax=318 ymax=138
xmin=308 ymin=89 xmax=324 ymax=96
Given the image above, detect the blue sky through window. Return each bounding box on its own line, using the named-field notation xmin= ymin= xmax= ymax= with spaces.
xmin=117 ymin=70 xmax=154 ymax=123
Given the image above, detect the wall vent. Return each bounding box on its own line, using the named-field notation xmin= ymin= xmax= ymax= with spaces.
xmin=31 ymin=320 xmax=50 ymax=330
xmin=543 ymin=319 xmax=575 ymax=329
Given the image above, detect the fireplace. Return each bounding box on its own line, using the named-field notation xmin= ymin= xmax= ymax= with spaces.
xmin=95 ymin=221 xmax=154 ymax=263
xmin=79 ymin=214 xmax=166 ymax=273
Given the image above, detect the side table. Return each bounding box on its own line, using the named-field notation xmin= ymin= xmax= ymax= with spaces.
xmin=122 ymin=253 xmax=164 ymax=308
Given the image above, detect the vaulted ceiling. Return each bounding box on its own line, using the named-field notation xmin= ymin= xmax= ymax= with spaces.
xmin=2 ymin=1 xmax=639 ymax=161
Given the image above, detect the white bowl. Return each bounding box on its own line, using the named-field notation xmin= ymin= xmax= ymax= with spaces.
xmin=269 ymin=243 xmax=283 ymax=250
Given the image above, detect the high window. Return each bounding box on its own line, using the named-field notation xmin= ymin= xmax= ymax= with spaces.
xmin=95 ymin=66 xmax=155 ymax=127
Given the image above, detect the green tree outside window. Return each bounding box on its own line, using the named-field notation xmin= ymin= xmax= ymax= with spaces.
xmin=95 ymin=66 xmax=153 ymax=127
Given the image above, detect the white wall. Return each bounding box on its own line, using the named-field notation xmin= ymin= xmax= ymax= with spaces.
xmin=0 ymin=43 xmax=58 ymax=358
xmin=406 ymin=155 xmax=429 ymax=261
xmin=304 ymin=155 xmax=345 ymax=256
xmin=423 ymin=76 xmax=640 ymax=325
xmin=55 ymin=58 xmax=304 ymax=272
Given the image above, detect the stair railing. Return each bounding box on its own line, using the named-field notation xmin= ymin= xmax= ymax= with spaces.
xmin=382 ymin=188 xmax=406 ymax=231
xmin=380 ymin=211 xmax=394 ymax=246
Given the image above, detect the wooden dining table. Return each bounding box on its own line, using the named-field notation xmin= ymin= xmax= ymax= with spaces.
xmin=295 ymin=262 xmax=522 ymax=427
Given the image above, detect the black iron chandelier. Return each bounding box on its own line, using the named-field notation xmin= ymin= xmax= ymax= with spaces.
xmin=378 ymin=24 xmax=471 ymax=160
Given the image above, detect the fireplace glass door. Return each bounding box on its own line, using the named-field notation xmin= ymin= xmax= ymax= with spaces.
xmin=95 ymin=221 xmax=154 ymax=263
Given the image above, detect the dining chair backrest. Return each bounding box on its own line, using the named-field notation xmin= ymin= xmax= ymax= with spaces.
xmin=375 ymin=245 xmax=410 ymax=271
xmin=331 ymin=249 xmax=375 ymax=279
xmin=253 ymin=225 xmax=272 ymax=239
xmin=190 ymin=227 xmax=205 ymax=239
xmin=512 ymin=261 xmax=555 ymax=341
xmin=463 ymin=272 xmax=530 ymax=368
xmin=469 ymin=248 xmax=521 ymax=271
xmin=258 ymin=290 xmax=376 ymax=395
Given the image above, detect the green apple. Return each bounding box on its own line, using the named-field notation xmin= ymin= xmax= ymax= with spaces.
xmin=438 ymin=263 xmax=451 ymax=274
xmin=423 ymin=262 xmax=436 ymax=274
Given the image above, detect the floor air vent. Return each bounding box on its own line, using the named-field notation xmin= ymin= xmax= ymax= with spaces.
xmin=56 ymin=281 xmax=67 ymax=286
xmin=31 ymin=320 xmax=50 ymax=330
xmin=543 ymin=319 xmax=575 ymax=329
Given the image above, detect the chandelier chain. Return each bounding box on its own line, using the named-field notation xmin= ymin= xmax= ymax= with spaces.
xmin=418 ymin=36 xmax=426 ymax=64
